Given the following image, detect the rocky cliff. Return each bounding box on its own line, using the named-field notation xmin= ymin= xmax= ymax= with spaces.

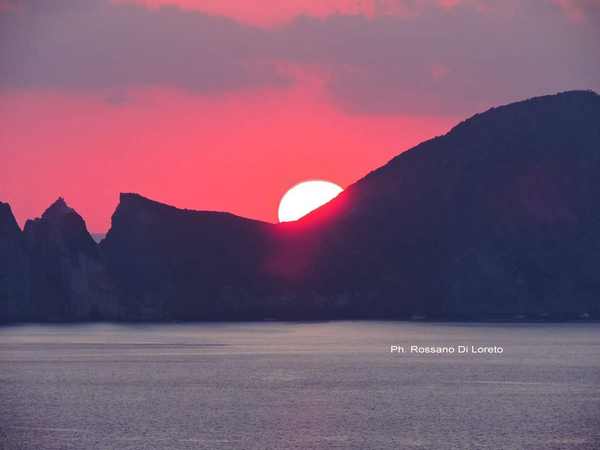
xmin=1 ymin=90 xmax=599 ymax=321
xmin=0 ymin=202 xmax=30 ymax=321
xmin=23 ymin=198 xmax=120 ymax=321
xmin=285 ymin=90 xmax=600 ymax=318
xmin=100 ymin=193 xmax=275 ymax=320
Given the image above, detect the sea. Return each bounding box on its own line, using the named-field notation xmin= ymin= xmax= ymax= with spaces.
xmin=1 ymin=322 xmax=599 ymax=449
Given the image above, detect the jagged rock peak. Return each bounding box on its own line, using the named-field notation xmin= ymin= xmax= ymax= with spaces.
xmin=0 ymin=201 xmax=16 ymax=221
xmin=120 ymin=192 xmax=148 ymax=203
xmin=118 ymin=192 xmax=168 ymax=209
xmin=115 ymin=192 xmax=262 ymax=222
xmin=24 ymin=197 xmax=92 ymax=242
xmin=42 ymin=197 xmax=75 ymax=221
xmin=113 ymin=193 xmax=179 ymax=220
xmin=0 ymin=201 xmax=21 ymax=236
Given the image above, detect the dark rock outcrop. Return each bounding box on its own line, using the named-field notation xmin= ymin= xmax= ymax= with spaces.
xmin=283 ymin=90 xmax=600 ymax=319
xmin=23 ymin=198 xmax=120 ymax=321
xmin=1 ymin=90 xmax=599 ymax=322
xmin=100 ymin=193 xmax=275 ymax=320
xmin=0 ymin=202 xmax=30 ymax=321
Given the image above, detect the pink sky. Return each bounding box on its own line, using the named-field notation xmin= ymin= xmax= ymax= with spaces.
xmin=1 ymin=0 xmax=598 ymax=231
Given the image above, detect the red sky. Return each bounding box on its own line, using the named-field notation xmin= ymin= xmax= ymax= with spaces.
xmin=1 ymin=0 xmax=598 ymax=232
xmin=119 ymin=0 xmax=446 ymax=25
xmin=1 ymin=70 xmax=452 ymax=231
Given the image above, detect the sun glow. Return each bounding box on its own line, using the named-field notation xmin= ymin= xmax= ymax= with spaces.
xmin=278 ymin=180 xmax=343 ymax=222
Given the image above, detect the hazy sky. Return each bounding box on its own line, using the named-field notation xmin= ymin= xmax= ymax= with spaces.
xmin=1 ymin=0 xmax=598 ymax=231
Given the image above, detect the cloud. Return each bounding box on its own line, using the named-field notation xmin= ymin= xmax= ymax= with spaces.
xmin=552 ymin=0 xmax=600 ymax=23
xmin=1 ymin=0 xmax=598 ymax=116
xmin=0 ymin=0 xmax=287 ymax=94
xmin=116 ymin=0 xmax=478 ymax=26
xmin=115 ymin=1 xmax=512 ymax=26
xmin=276 ymin=4 xmax=599 ymax=114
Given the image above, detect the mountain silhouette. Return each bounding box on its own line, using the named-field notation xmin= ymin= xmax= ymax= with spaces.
xmin=278 ymin=90 xmax=600 ymax=318
xmin=22 ymin=198 xmax=120 ymax=321
xmin=100 ymin=193 xmax=273 ymax=320
xmin=0 ymin=202 xmax=30 ymax=321
xmin=1 ymin=90 xmax=599 ymax=321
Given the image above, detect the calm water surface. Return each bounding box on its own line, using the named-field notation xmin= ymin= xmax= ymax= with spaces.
xmin=1 ymin=322 xmax=599 ymax=450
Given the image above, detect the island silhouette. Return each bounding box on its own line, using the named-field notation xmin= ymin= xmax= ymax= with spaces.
xmin=1 ymin=90 xmax=599 ymax=322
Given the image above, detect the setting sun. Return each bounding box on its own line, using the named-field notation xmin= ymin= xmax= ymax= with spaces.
xmin=278 ymin=180 xmax=343 ymax=222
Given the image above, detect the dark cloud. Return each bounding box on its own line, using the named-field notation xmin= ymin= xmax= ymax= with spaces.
xmin=279 ymin=3 xmax=600 ymax=114
xmin=0 ymin=0 xmax=598 ymax=115
xmin=554 ymin=0 xmax=600 ymax=22
xmin=0 ymin=0 xmax=287 ymax=94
